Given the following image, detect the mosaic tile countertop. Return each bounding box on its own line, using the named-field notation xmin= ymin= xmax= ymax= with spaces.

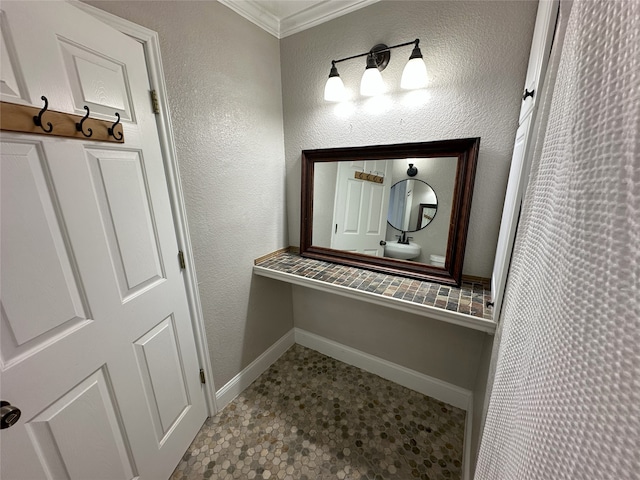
xmin=254 ymin=251 xmax=494 ymax=325
xmin=171 ymin=345 xmax=466 ymax=480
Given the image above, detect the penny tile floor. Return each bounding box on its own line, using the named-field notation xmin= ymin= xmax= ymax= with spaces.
xmin=170 ymin=345 xmax=466 ymax=480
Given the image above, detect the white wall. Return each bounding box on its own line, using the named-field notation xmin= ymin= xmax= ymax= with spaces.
xmin=85 ymin=1 xmax=293 ymax=389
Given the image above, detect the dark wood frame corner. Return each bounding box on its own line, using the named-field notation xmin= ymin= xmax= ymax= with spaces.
xmin=416 ymin=203 xmax=438 ymax=231
xmin=299 ymin=138 xmax=480 ymax=287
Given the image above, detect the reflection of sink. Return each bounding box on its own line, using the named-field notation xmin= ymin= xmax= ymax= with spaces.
xmin=384 ymin=241 xmax=421 ymax=260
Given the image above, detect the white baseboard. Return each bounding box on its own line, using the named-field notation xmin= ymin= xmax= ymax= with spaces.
xmin=215 ymin=329 xmax=295 ymax=409
xmin=294 ymin=328 xmax=472 ymax=410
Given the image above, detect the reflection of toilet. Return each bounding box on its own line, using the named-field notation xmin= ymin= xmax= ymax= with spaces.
xmin=430 ymin=254 xmax=445 ymax=268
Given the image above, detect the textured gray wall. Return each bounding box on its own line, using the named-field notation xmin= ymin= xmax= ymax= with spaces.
xmin=279 ymin=0 xmax=536 ymax=390
xmin=281 ymin=0 xmax=538 ymax=278
xmin=292 ymin=286 xmax=487 ymax=390
xmin=85 ymin=1 xmax=293 ymax=390
xmin=84 ymin=0 xmax=537 ymax=399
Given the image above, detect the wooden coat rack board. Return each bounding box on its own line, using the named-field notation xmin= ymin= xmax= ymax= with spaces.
xmin=354 ymin=171 xmax=384 ymax=184
xmin=0 ymin=100 xmax=124 ymax=143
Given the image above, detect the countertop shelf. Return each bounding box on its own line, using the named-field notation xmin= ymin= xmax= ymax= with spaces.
xmin=254 ymin=250 xmax=497 ymax=334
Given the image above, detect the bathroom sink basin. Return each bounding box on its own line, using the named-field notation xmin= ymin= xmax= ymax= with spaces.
xmin=384 ymin=241 xmax=421 ymax=260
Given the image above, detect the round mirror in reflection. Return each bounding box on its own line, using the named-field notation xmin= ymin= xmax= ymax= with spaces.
xmin=387 ymin=179 xmax=438 ymax=232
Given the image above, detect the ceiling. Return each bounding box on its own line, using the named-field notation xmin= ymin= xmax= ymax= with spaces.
xmin=218 ymin=0 xmax=380 ymax=38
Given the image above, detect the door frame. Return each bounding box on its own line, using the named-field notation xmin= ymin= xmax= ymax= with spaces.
xmin=490 ymin=0 xmax=559 ymax=323
xmin=72 ymin=1 xmax=217 ymax=416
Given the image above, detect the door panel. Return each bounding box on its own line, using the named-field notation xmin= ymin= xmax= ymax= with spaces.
xmin=0 ymin=3 xmax=207 ymax=478
xmin=0 ymin=142 xmax=90 ymax=348
xmin=0 ymin=11 xmax=26 ymax=103
xmin=134 ymin=316 xmax=190 ymax=443
xmin=27 ymin=368 xmax=137 ymax=480
xmin=86 ymin=148 xmax=165 ymax=299
xmin=58 ymin=37 xmax=134 ymax=120
xmin=365 ymin=183 xmax=386 ymax=235
xmin=343 ymin=179 xmax=363 ymax=233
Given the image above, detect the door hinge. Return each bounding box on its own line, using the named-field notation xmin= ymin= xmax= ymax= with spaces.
xmin=522 ymin=88 xmax=535 ymax=101
xmin=178 ymin=250 xmax=186 ymax=270
xmin=150 ymin=90 xmax=160 ymax=115
xmin=199 ymin=368 xmax=206 ymax=384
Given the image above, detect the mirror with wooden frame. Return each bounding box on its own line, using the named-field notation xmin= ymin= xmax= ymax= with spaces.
xmin=300 ymin=138 xmax=480 ymax=286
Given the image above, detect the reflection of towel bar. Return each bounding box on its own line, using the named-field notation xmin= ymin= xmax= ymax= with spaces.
xmin=354 ymin=171 xmax=384 ymax=183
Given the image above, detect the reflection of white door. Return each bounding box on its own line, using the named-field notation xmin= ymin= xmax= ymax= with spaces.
xmin=0 ymin=3 xmax=207 ymax=479
xmin=331 ymin=160 xmax=390 ymax=256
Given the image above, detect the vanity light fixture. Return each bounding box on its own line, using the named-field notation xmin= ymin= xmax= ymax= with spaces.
xmin=324 ymin=61 xmax=346 ymax=102
xmin=407 ymin=163 xmax=418 ymax=177
xmin=360 ymin=52 xmax=385 ymax=96
xmin=401 ymin=42 xmax=428 ymax=90
xmin=323 ymin=39 xmax=428 ymax=102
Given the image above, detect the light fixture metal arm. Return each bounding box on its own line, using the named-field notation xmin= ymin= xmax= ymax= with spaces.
xmin=331 ymin=39 xmax=420 ymax=65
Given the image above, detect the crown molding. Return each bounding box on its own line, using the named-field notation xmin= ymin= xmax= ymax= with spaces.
xmin=279 ymin=0 xmax=380 ymax=38
xmin=218 ymin=0 xmax=380 ymax=39
xmin=218 ymin=0 xmax=280 ymax=38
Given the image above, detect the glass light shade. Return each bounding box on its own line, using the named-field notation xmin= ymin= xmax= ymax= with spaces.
xmin=360 ymin=67 xmax=384 ymax=96
xmin=401 ymin=57 xmax=428 ymax=90
xmin=324 ymin=75 xmax=346 ymax=102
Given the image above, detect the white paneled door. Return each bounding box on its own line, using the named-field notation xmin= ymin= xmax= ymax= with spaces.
xmin=0 ymin=3 xmax=207 ymax=479
xmin=331 ymin=160 xmax=390 ymax=256
xmin=491 ymin=0 xmax=559 ymax=321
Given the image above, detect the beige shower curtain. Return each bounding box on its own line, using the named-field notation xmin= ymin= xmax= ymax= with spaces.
xmin=475 ymin=1 xmax=639 ymax=478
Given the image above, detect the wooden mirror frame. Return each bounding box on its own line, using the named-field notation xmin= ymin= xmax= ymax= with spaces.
xmin=416 ymin=202 xmax=438 ymax=230
xmin=300 ymin=138 xmax=480 ymax=286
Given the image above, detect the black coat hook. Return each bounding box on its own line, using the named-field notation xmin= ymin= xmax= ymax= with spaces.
xmin=33 ymin=96 xmax=53 ymax=133
xmin=108 ymin=113 xmax=122 ymax=141
xmin=76 ymin=106 xmax=93 ymax=137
